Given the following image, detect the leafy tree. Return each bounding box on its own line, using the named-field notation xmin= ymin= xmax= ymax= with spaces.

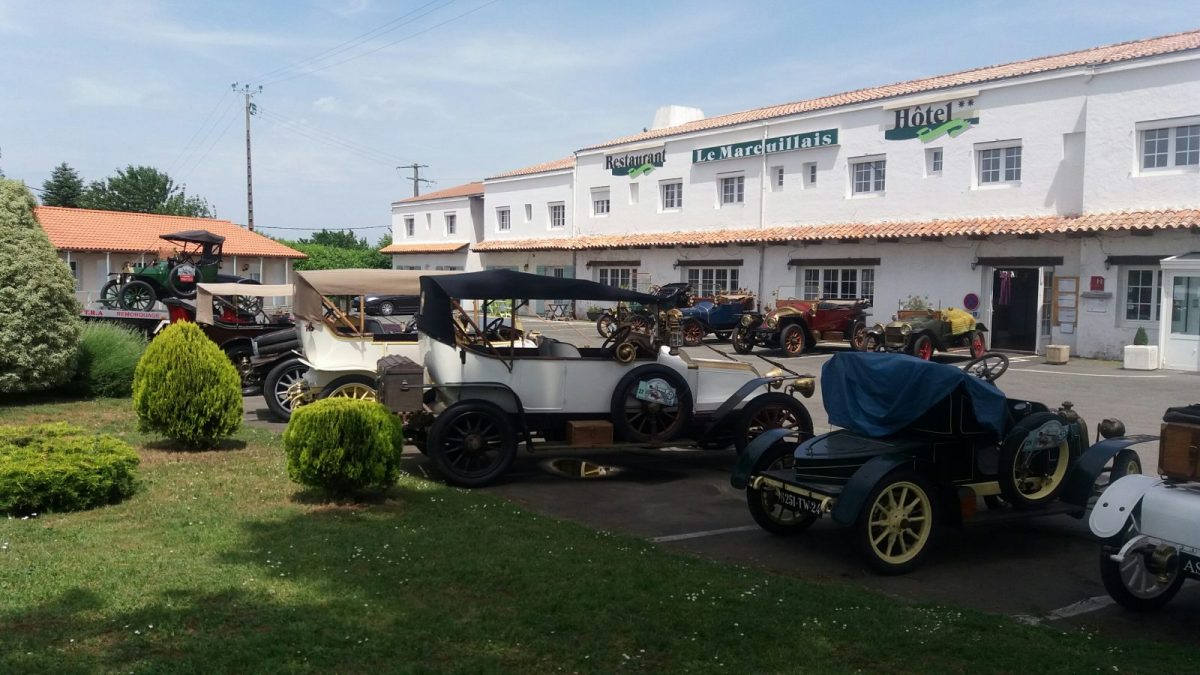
xmin=377 ymin=231 xmax=392 ymax=250
xmin=286 ymin=242 xmax=391 ymax=271
xmin=80 ymin=165 xmax=213 ymax=217
xmin=303 ymin=229 xmax=368 ymax=249
xmin=41 ymin=163 xmax=86 ymax=207
xmin=0 ymin=179 xmax=82 ymax=394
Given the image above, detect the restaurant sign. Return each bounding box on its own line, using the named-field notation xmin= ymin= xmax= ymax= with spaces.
xmin=885 ymin=97 xmax=978 ymax=142
xmin=606 ymin=147 xmax=666 ymax=177
xmin=692 ymin=128 xmax=837 ymax=164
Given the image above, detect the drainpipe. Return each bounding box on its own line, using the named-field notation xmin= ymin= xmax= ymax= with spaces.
xmin=757 ymin=122 xmax=769 ymax=300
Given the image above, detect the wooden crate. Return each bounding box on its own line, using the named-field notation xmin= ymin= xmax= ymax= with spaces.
xmin=1159 ymin=422 xmax=1200 ymax=481
xmin=567 ymin=420 xmax=613 ymax=446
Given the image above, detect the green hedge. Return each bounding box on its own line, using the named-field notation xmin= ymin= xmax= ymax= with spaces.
xmin=69 ymin=322 xmax=148 ymax=397
xmin=132 ymin=321 xmax=242 ymax=448
xmin=283 ymin=398 xmax=404 ymax=495
xmin=0 ymin=422 xmax=139 ymax=515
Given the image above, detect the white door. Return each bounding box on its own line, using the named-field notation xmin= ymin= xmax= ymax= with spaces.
xmin=1163 ymin=272 xmax=1200 ymax=371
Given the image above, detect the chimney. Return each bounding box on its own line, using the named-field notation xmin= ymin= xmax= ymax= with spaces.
xmin=651 ymin=105 xmax=704 ymax=130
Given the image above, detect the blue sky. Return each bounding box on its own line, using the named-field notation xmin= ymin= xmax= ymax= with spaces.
xmin=0 ymin=0 xmax=1194 ymax=243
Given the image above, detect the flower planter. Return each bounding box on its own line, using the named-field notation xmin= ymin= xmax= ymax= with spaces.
xmin=1123 ymin=345 xmax=1159 ymax=371
xmin=1045 ymin=344 xmax=1070 ymax=365
xmin=585 ymin=311 xmax=602 ymax=321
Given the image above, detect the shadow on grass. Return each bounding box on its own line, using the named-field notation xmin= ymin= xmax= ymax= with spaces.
xmin=286 ymin=485 xmax=395 ymax=506
xmin=142 ymin=438 xmax=248 ymax=453
xmin=0 ymin=392 xmax=95 ymax=408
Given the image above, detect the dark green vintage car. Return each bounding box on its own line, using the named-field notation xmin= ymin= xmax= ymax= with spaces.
xmin=865 ymin=307 xmax=987 ymax=360
xmin=731 ymin=351 xmax=1151 ymax=574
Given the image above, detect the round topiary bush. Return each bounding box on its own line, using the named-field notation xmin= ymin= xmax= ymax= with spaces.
xmin=132 ymin=321 xmax=242 ymax=448
xmin=69 ymin=322 xmax=148 ymax=397
xmin=0 ymin=422 xmax=139 ymax=515
xmin=283 ymin=397 xmax=404 ymax=495
xmin=0 ymin=179 xmax=82 ymax=394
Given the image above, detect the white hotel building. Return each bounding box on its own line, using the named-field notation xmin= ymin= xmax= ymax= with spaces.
xmin=386 ymin=30 xmax=1200 ymax=370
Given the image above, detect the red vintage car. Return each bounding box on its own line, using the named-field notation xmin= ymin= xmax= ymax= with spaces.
xmin=733 ymin=298 xmax=872 ymax=356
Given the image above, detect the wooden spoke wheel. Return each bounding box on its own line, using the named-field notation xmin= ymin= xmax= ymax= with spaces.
xmin=319 ymin=374 xmax=377 ymax=401
xmin=968 ymin=331 xmax=987 ymax=359
xmin=848 ymin=321 xmax=868 ymax=351
xmin=628 ymin=315 xmax=653 ymax=335
xmin=746 ymin=440 xmax=817 ymax=536
xmin=734 ymin=392 xmax=813 ymax=453
xmin=682 ymin=319 xmax=705 ymax=347
xmin=731 ymin=328 xmax=755 ymax=354
xmin=857 ymin=470 xmax=938 ymax=575
xmin=595 ymin=314 xmax=617 ymax=338
xmin=118 ymin=280 xmax=156 ymax=310
xmin=998 ymin=412 xmax=1072 ymax=509
xmin=779 ymin=323 xmax=806 ymax=356
xmin=911 ymin=334 xmax=934 ymax=361
xmin=427 ymin=402 xmax=517 ymax=487
xmin=610 ymin=366 xmax=692 ymax=443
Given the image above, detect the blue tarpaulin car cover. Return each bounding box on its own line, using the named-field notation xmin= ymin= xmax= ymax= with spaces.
xmin=821 ymin=352 xmax=1009 ymax=438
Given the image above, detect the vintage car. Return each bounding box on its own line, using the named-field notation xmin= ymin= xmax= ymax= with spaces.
xmin=680 ymin=293 xmax=755 ymax=346
xmin=731 ymin=351 xmax=1148 ymax=574
xmin=1089 ymin=404 xmax=1199 ymax=610
xmin=733 ymin=297 xmax=871 ymax=356
xmin=364 ymin=294 xmax=420 ymax=316
xmin=386 ymin=270 xmax=816 ymax=488
xmin=117 ymin=230 xmax=259 ymax=311
xmin=287 ymin=269 xmax=446 ymax=405
xmin=595 ymin=283 xmax=693 ymax=338
xmin=865 ymin=306 xmax=987 ymax=360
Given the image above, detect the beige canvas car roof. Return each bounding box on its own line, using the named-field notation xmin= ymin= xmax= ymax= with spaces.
xmin=195 ymin=283 xmax=294 ymax=324
xmin=294 ymin=269 xmax=451 ymax=321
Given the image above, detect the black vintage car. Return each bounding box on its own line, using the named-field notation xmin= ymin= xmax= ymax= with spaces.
xmin=731 ymin=351 xmax=1151 ymax=574
xmin=364 ymin=294 xmax=420 ymax=316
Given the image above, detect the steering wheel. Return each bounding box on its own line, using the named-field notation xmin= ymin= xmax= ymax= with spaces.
xmin=602 ymin=324 xmax=632 ymax=354
xmin=963 ymin=352 xmax=1009 ymax=383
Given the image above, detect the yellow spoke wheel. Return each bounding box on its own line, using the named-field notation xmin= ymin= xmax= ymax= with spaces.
xmin=328 ymin=383 xmax=376 ymax=400
xmin=857 ymin=470 xmax=938 ymax=575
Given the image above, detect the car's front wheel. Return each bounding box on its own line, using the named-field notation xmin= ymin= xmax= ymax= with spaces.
xmin=377 ymin=301 xmax=395 ymax=316
xmin=319 ymin=374 xmax=377 ymax=401
xmin=910 ymin=334 xmax=934 ymax=361
xmin=746 ymin=440 xmax=817 ymax=536
xmin=263 ymin=358 xmax=307 ymax=421
xmin=779 ymin=323 xmax=806 ymax=356
xmin=731 ymin=328 xmax=755 ymax=354
xmin=848 ymin=321 xmax=868 ymax=351
xmin=1099 ymin=513 xmax=1185 ymax=611
xmin=681 ymin=319 xmax=705 ymax=347
xmin=997 ymin=412 xmax=1072 ymax=509
xmin=427 ymin=401 xmax=517 ymax=487
xmin=856 ymin=469 xmax=939 ymax=575
xmin=119 ymin=279 xmax=157 ymax=311
xmin=610 ymin=365 xmax=692 ymax=443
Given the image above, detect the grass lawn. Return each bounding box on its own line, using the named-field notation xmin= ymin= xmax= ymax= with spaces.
xmin=0 ymin=398 xmax=1188 ymax=673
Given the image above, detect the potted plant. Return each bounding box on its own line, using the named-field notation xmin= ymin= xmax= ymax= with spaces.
xmin=585 ymin=305 xmax=603 ymax=321
xmin=1123 ymin=326 xmax=1159 ymax=370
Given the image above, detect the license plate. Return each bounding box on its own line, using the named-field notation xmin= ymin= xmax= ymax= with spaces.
xmin=777 ymin=490 xmax=825 ymax=515
xmin=179 ymin=274 xmax=194 ymax=283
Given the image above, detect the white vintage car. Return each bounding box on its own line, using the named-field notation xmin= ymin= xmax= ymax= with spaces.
xmin=395 ymin=270 xmax=816 ymax=487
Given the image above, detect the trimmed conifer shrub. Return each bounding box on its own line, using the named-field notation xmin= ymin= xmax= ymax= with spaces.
xmin=0 ymin=179 xmax=82 ymax=394
xmin=0 ymin=422 xmax=139 ymax=515
xmin=132 ymin=321 xmax=242 ymax=448
xmin=283 ymin=398 xmax=404 ymax=495
xmin=69 ymin=322 xmax=148 ymax=397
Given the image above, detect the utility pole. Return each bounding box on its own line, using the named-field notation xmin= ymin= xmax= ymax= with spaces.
xmin=398 ymin=163 xmax=433 ymax=197
xmin=232 ymin=83 xmax=262 ymax=231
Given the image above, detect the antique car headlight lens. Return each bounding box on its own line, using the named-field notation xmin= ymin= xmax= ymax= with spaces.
xmin=764 ymin=367 xmax=784 ymax=389
xmin=1098 ymin=418 xmax=1126 ymax=439
xmin=766 ymin=315 xmax=778 ymax=329
xmin=740 ymin=314 xmax=754 ymax=327
xmin=900 ymin=324 xmax=912 ymax=335
xmin=794 ymin=377 xmax=815 ymax=398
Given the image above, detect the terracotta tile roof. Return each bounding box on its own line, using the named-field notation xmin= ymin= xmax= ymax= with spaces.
xmin=471 ymin=209 xmax=1200 ymax=251
xmin=486 ymin=156 xmax=575 ymax=180
xmin=395 ymin=182 xmax=483 ymax=204
xmin=35 ymin=206 xmax=306 ymax=258
xmin=581 ymin=30 xmax=1200 ymax=152
xmin=380 ymin=241 xmax=469 ymax=254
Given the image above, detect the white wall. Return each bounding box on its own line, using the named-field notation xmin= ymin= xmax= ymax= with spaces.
xmin=483 ymin=171 xmax=574 ymax=239
xmin=391 ymin=251 xmax=471 ymax=271
xmin=390 ymin=195 xmax=478 ymax=246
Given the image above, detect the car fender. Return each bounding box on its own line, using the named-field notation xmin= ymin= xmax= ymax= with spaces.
xmin=1060 ymin=435 xmax=1159 ymax=508
xmin=974 ymin=323 xmax=988 ymax=332
xmin=730 ymin=427 xmax=796 ymax=489
xmin=1089 ymin=474 xmax=1162 ymax=539
xmin=830 ymin=454 xmax=914 ymax=526
xmin=706 ymin=376 xmax=784 ymax=428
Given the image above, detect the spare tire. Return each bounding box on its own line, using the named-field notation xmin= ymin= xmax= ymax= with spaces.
xmin=997 ymin=412 xmax=1076 ymax=509
xmin=610 ymin=364 xmax=693 ymax=443
xmin=167 ymin=263 xmax=199 ymax=299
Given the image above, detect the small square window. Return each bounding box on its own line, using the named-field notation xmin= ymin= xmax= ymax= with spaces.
xmin=524 ymin=204 xmax=532 ymax=222
xmin=661 ymin=181 xmax=683 ymax=209
xmin=978 ymin=144 xmax=1021 ymax=184
xmin=591 ymin=189 xmax=610 ymax=217
xmin=719 ymin=175 xmax=745 ymax=204
xmin=497 ymin=208 xmax=511 ymax=231
xmin=926 ymin=148 xmax=943 ymax=175
xmin=404 ymin=217 xmax=414 ymax=238
xmin=851 ymin=159 xmax=885 ymax=194
xmin=444 ymin=213 xmax=456 ymax=235
xmin=803 ymin=162 xmax=817 ymax=186
xmin=628 ymin=183 xmax=639 ymax=205
xmin=549 ymin=203 xmax=565 ymax=229
xmin=1176 ymin=125 xmax=1199 ymax=166
xmin=773 ymin=166 xmax=784 ymax=190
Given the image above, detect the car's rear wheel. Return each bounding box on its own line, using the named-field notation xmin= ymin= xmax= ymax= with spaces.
xmin=910 ymin=334 xmax=934 ymax=360
xmin=264 ymin=358 xmax=307 ymax=421
xmin=997 ymin=412 xmax=1073 ymax=509
xmin=1099 ymin=513 xmax=1185 ymax=611
xmin=734 ymin=392 xmax=813 ymax=453
xmin=682 ymin=319 xmax=705 ymax=347
xmin=377 ymin=301 xmax=395 ymax=316
xmin=610 ymin=365 xmax=692 ymax=443
xmin=427 ymin=401 xmax=516 ymax=487
xmin=779 ymin=323 xmax=806 ymax=356
xmin=99 ymin=279 xmax=122 ymax=308
xmin=968 ymin=331 xmax=987 ymax=359
xmin=746 ymin=440 xmax=817 ymax=536
xmin=629 ymin=315 xmax=653 ymax=335
xmin=856 ymin=469 xmax=939 ymax=575
xmin=319 ymin=374 xmax=377 ymax=401
xmin=732 ymin=328 xmax=755 ymax=354
xmin=596 ymin=314 xmax=616 ymax=338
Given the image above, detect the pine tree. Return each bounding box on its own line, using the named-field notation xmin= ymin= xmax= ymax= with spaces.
xmin=41 ymin=163 xmax=86 ymax=207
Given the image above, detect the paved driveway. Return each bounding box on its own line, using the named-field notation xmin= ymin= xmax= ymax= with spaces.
xmin=246 ymin=319 xmax=1199 ymax=644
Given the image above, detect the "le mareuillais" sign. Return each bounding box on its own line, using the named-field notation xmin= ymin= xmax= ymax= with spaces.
xmin=692 ymin=129 xmax=837 ymax=164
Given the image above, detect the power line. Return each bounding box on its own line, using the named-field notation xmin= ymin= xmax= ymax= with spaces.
xmin=168 ymin=89 xmax=231 ymax=176
xmin=255 ymin=107 xmax=404 ymax=162
xmin=251 ymin=0 xmax=455 ymax=83
xmin=254 ymin=108 xmax=408 ymax=166
xmin=177 ymin=99 xmax=242 ymax=184
xmin=261 ymin=0 xmax=501 ymax=87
